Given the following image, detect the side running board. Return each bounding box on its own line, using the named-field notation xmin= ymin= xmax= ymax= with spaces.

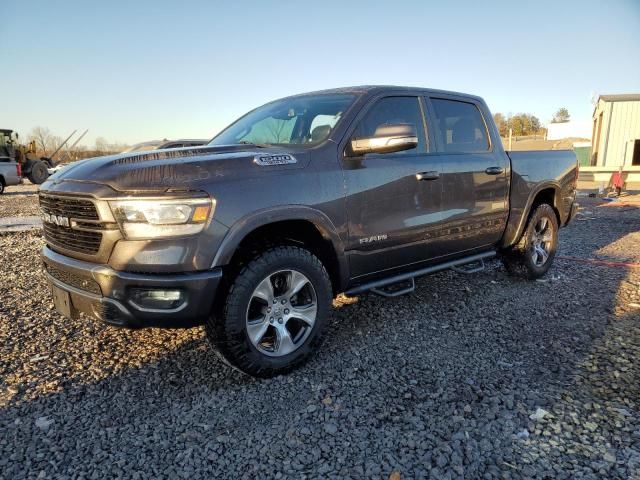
xmin=371 ymin=278 xmax=415 ymax=298
xmin=345 ymin=251 xmax=496 ymax=297
xmin=451 ymin=258 xmax=486 ymax=274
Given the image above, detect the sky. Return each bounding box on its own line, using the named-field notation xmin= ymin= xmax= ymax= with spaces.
xmin=2 ymin=0 xmax=639 ymax=147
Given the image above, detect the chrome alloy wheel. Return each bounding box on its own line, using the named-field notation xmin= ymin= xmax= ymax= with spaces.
xmin=245 ymin=269 xmax=318 ymax=357
xmin=531 ymin=216 xmax=554 ymax=267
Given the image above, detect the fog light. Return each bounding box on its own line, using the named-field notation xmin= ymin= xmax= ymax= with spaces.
xmin=130 ymin=289 xmax=184 ymax=310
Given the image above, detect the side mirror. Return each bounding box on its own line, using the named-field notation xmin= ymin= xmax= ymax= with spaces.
xmin=350 ymin=123 xmax=418 ymax=155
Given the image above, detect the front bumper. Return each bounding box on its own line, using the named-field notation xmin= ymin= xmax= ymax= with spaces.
xmin=41 ymin=246 xmax=222 ymax=328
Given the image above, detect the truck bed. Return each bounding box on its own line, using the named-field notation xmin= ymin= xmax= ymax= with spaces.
xmin=503 ymin=149 xmax=578 ymax=247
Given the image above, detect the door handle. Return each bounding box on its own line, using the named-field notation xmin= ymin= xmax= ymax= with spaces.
xmin=416 ymin=171 xmax=440 ymax=181
xmin=485 ymin=166 xmax=504 ymax=175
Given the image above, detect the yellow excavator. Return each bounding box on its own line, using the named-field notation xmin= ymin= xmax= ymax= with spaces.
xmin=0 ymin=129 xmax=79 ymax=184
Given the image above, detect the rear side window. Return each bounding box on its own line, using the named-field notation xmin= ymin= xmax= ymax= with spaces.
xmin=430 ymin=98 xmax=490 ymax=153
xmin=353 ymin=97 xmax=426 ymax=154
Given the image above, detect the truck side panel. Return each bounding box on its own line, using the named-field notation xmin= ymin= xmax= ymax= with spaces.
xmin=502 ymin=150 xmax=577 ymax=248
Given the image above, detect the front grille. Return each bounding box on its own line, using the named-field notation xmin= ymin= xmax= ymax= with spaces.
xmin=43 ymin=223 xmax=102 ymax=254
xmin=73 ymin=221 xmax=106 ymax=230
xmin=39 ymin=194 xmax=99 ymax=220
xmin=45 ymin=264 xmax=101 ymax=295
xmin=39 ymin=193 xmax=103 ymax=255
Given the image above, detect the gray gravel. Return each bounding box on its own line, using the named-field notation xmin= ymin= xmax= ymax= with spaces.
xmin=1 ymin=199 xmax=639 ymax=479
xmin=0 ymin=183 xmax=40 ymax=218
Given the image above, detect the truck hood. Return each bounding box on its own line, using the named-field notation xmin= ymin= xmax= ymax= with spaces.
xmin=43 ymin=145 xmax=309 ymax=193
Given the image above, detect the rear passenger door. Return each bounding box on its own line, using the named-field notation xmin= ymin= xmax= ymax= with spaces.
xmin=425 ymin=95 xmax=509 ymax=255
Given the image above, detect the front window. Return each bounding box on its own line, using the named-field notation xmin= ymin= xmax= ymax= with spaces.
xmin=351 ymin=96 xmax=427 ymax=154
xmin=210 ymin=94 xmax=356 ymax=147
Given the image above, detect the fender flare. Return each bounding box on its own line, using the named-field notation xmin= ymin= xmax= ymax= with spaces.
xmin=502 ymin=181 xmax=561 ymax=248
xmin=211 ymin=205 xmax=349 ymax=288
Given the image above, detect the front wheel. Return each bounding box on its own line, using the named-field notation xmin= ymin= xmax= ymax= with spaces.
xmin=206 ymin=245 xmax=332 ymax=377
xmin=27 ymin=160 xmax=49 ymax=184
xmin=501 ymin=203 xmax=559 ymax=279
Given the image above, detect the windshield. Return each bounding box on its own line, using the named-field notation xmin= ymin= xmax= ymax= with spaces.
xmin=210 ymin=94 xmax=356 ymax=147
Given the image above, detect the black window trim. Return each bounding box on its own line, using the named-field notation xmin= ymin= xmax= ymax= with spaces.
xmin=424 ymin=94 xmax=494 ymax=155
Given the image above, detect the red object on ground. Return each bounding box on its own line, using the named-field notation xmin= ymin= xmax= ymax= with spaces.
xmin=611 ymin=171 xmax=624 ymax=190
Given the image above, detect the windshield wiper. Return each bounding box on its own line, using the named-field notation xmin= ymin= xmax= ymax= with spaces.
xmin=237 ymin=141 xmax=272 ymax=148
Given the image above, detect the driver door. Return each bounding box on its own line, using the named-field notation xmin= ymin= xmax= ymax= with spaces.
xmin=342 ymin=96 xmax=443 ymax=279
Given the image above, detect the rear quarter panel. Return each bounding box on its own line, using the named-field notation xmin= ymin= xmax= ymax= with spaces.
xmin=502 ymin=150 xmax=577 ymax=248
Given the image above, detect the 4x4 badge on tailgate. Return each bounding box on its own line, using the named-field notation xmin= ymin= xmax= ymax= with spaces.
xmin=254 ymin=154 xmax=297 ymax=166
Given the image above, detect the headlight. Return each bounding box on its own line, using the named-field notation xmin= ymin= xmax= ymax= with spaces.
xmin=109 ymin=197 xmax=215 ymax=239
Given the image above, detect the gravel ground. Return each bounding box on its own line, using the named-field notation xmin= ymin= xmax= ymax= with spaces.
xmin=1 ymin=199 xmax=639 ymax=479
xmin=0 ymin=183 xmax=40 ymax=217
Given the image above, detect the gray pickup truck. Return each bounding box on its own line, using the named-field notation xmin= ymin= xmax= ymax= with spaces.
xmin=39 ymin=86 xmax=578 ymax=376
xmin=0 ymin=160 xmax=21 ymax=194
xmin=1 ymin=129 xmax=23 ymax=193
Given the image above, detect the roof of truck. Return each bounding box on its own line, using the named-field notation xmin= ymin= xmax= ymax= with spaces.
xmin=285 ymin=85 xmax=484 ymax=101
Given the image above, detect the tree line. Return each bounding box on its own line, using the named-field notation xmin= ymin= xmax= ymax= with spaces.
xmin=23 ymin=127 xmax=128 ymax=161
xmin=492 ymin=113 xmax=543 ymax=138
xmin=492 ymin=108 xmax=570 ymax=138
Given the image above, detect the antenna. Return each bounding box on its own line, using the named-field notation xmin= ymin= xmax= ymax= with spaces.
xmin=60 ymin=129 xmax=89 ymax=162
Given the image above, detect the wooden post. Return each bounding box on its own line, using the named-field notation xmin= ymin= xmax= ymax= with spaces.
xmin=508 ymin=128 xmax=513 ymax=150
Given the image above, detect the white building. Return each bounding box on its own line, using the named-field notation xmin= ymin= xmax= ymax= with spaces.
xmin=591 ymin=94 xmax=640 ymax=168
xmin=546 ymin=120 xmax=591 ymax=141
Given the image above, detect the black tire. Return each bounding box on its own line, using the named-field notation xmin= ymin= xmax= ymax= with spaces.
xmin=206 ymin=245 xmax=333 ymax=377
xmin=27 ymin=160 xmax=49 ymax=184
xmin=501 ymin=203 xmax=559 ymax=279
xmin=0 ymin=179 xmax=4 ymax=195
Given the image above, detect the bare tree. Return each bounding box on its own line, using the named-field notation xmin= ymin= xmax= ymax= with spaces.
xmin=108 ymin=141 xmax=129 ymax=152
xmin=93 ymin=137 xmax=129 ymax=155
xmin=493 ymin=113 xmax=507 ymax=137
xmin=51 ymin=135 xmax=64 ymax=151
xmin=95 ymin=137 xmax=108 ymax=152
xmin=22 ymin=128 xmax=127 ymax=160
xmin=29 ymin=126 xmax=54 ymax=155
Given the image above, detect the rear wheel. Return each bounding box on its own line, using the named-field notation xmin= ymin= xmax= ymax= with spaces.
xmin=26 ymin=160 xmax=49 ymax=184
xmin=206 ymin=245 xmax=332 ymax=377
xmin=502 ymin=203 xmax=558 ymax=279
xmin=0 ymin=179 xmax=4 ymax=194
